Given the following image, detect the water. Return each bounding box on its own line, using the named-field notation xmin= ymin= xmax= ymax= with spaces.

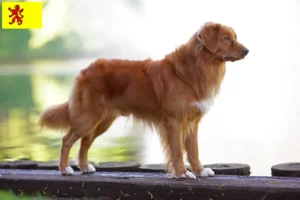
xmin=0 ymin=59 xmax=300 ymax=176
xmin=0 ymin=59 xmax=144 ymax=163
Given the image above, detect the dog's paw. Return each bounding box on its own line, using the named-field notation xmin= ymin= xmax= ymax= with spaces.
xmin=198 ymin=168 xmax=215 ymax=177
xmin=61 ymin=166 xmax=75 ymax=175
xmin=172 ymin=171 xmax=196 ymax=179
xmin=81 ymin=164 xmax=96 ymax=174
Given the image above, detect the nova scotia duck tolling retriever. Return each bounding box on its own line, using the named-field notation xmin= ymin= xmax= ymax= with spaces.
xmin=39 ymin=22 xmax=249 ymax=178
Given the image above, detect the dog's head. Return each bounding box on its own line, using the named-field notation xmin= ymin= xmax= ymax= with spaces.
xmin=197 ymin=22 xmax=249 ymax=62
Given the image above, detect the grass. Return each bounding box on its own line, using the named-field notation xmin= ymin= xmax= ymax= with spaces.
xmin=0 ymin=191 xmax=46 ymax=200
xmin=0 ymin=190 xmax=113 ymax=200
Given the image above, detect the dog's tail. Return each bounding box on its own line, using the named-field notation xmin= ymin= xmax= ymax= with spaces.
xmin=39 ymin=102 xmax=70 ymax=130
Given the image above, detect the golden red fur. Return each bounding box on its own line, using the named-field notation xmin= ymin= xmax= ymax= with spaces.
xmin=39 ymin=22 xmax=248 ymax=178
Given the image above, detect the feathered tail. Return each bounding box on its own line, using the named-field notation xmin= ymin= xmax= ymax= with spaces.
xmin=39 ymin=102 xmax=70 ymax=130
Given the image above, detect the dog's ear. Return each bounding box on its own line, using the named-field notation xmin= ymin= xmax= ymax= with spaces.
xmin=197 ymin=22 xmax=221 ymax=53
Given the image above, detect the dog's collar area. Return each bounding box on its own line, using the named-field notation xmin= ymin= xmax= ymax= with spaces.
xmin=196 ymin=34 xmax=205 ymax=50
xmin=197 ymin=34 xmax=201 ymax=42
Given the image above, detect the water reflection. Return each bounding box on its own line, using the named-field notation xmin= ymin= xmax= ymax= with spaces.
xmin=0 ymin=60 xmax=143 ymax=163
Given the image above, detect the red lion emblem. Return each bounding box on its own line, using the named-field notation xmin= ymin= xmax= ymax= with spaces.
xmin=8 ymin=5 xmax=24 ymax=25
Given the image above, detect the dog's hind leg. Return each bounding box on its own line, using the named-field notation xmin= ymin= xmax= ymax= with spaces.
xmin=59 ymin=119 xmax=97 ymax=175
xmin=78 ymin=116 xmax=116 ymax=173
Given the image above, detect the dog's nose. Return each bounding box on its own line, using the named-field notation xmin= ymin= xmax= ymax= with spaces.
xmin=243 ymin=48 xmax=249 ymax=56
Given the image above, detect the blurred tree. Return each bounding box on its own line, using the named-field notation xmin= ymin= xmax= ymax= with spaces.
xmin=31 ymin=32 xmax=83 ymax=59
xmin=0 ymin=1 xmax=83 ymax=63
xmin=0 ymin=75 xmax=33 ymax=108
xmin=0 ymin=0 xmax=146 ymax=63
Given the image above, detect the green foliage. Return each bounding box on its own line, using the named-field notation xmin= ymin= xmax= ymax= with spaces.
xmin=0 ymin=190 xmax=45 ymax=200
xmin=31 ymin=33 xmax=83 ymax=59
xmin=0 ymin=29 xmax=31 ymax=59
xmin=0 ymin=75 xmax=34 ymax=108
xmin=0 ymin=0 xmax=31 ymax=61
xmin=0 ymin=2 xmax=83 ymax=63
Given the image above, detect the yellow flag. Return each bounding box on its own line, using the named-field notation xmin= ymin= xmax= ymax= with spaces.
xmin=2 ymin=2 xmax=42 ymax=29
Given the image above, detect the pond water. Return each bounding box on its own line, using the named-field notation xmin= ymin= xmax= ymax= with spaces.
xmin=0 ymin=59 xmax=300 ymax=176
xmin=0 ymin=59 xmax=144 ymax=164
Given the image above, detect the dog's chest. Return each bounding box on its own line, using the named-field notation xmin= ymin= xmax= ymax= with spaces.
xmin=191 ymin=88 xmax=216 ymax=113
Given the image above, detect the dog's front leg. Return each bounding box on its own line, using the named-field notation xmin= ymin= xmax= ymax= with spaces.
xmin=161 ymin=117 xmax=196 ymax=179
xmin=185 ymin=118 xmax=215 ymax=177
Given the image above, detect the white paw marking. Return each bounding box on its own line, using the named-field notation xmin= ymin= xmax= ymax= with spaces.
xmin=191 ymin=88 xmax=216 ymax=113
xmin=173 ymin=171 xmax=196 ymax=179
xmin=62 ymin=166 xmax=74 ymax=175
xmin=200 ymin=168 xmax=215 ymax=177
xmin=82 ymin=164 xmax=96 ymax=173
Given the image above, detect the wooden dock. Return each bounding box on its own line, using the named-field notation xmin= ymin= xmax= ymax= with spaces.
xmin=1 ymin=169 xmax=300 ymax=200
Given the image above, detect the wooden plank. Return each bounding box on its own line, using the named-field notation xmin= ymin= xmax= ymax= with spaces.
xmin=0 ymin=169 xmax=300 ymax=200
xmin=1 ymin=161 xmax=252 ymax=175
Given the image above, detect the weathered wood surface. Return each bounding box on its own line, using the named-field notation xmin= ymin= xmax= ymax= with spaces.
xmin=0 ymin=161 xmax=251 ymax=175
xmin=1 ymin=169 xmax=300 ymax=200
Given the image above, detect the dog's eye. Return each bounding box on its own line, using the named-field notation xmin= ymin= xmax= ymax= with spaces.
xmin=224 ymin=37 xmax=231 ymax=41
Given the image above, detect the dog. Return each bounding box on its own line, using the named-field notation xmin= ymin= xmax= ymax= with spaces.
xmin=39 ymin=22 xmax=249 ymax=178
